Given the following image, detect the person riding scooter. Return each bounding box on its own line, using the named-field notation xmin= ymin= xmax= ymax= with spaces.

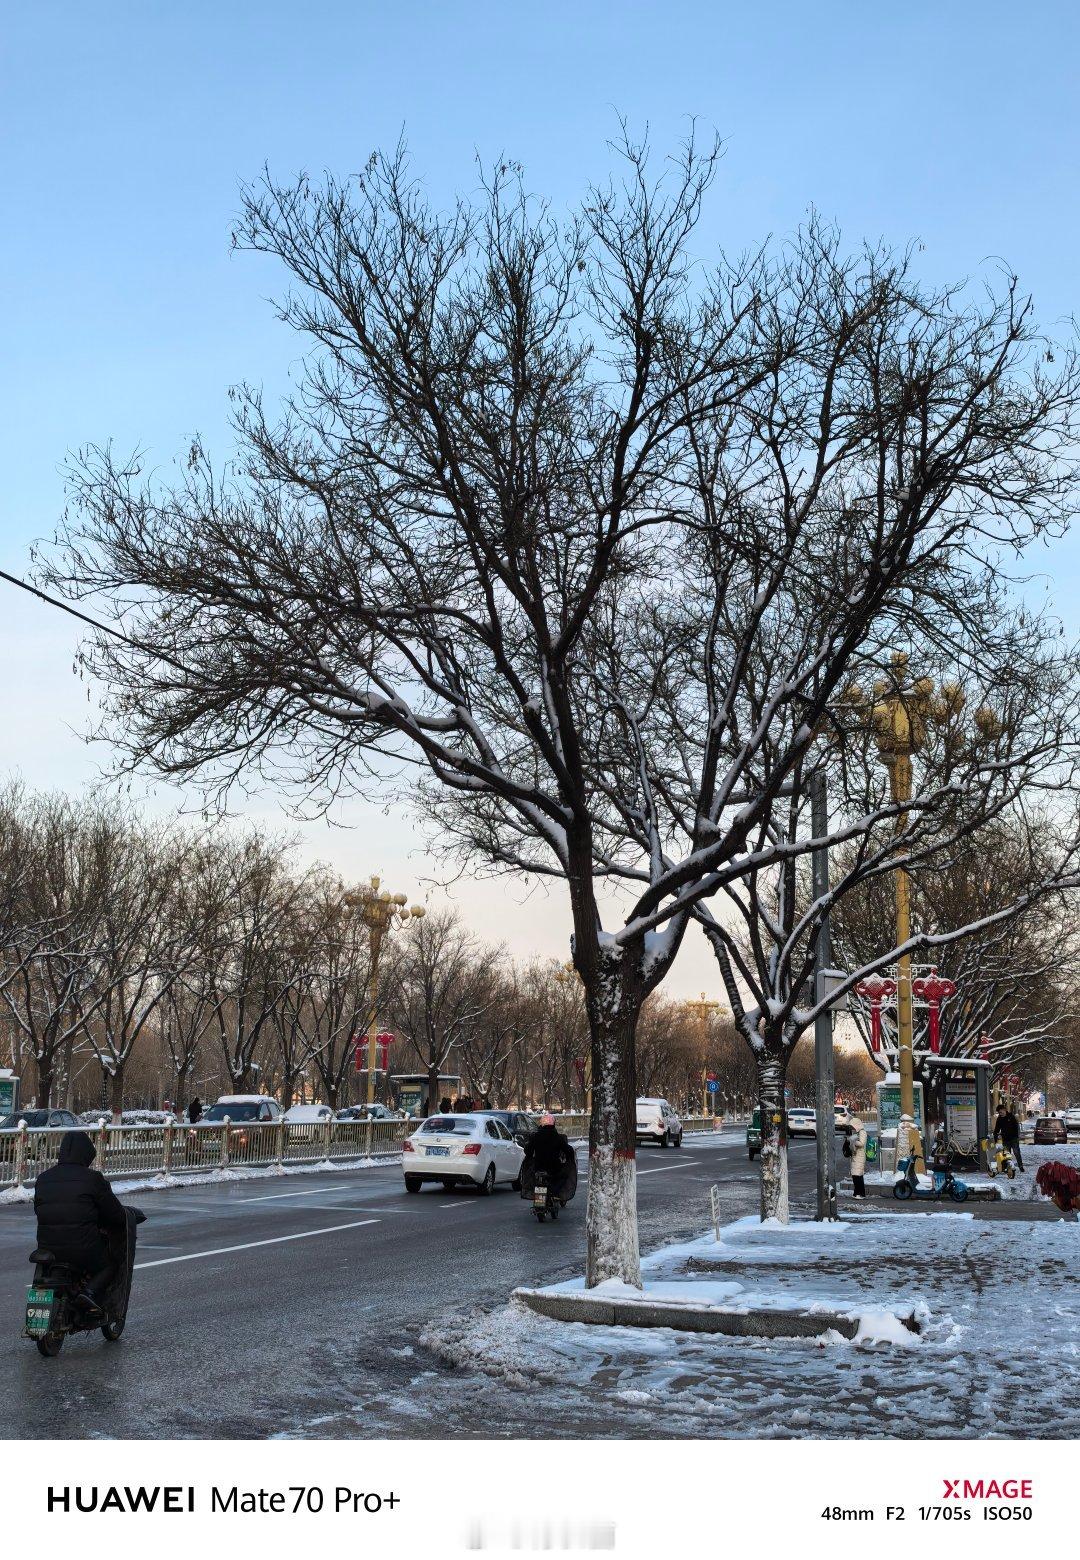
xmin=522 ymin=1114 xmax=577 ymax=1206
xmin=33 ymin=1131 xmax=126 ymax=1321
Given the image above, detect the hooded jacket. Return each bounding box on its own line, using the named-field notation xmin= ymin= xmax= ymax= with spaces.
xmin=33 ymin=1131 xmax=126 ymax=1269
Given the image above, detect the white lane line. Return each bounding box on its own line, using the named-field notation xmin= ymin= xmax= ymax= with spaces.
xmin=240 ymin=1185 xmax=353 ymax=1202
xmin=135 ymin=1218 xmax=380 ymax=1268
xmin=636 ymin=1160 xmax=703 ymax=1176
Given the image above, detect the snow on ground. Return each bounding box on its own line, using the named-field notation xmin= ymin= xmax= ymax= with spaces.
xmin=422 ymin=1209 xmax=1080 ymax=1439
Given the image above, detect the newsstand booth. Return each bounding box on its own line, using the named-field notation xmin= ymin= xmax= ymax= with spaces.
xmin=922 ymin=1055 xmax=992 ymax=1171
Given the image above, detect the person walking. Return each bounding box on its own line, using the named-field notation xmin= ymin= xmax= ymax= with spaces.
xmin=187 ymin=1096 xmax=202 ymax=1124
xmin=996 ymin=1105 xmax=1024 ymax=1172
xmin=845 ymin=1113 xmax=868 ymax=1198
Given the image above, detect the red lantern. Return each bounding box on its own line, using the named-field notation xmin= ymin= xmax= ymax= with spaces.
xmin=856 ymin=974 xmax=897 ymax=1054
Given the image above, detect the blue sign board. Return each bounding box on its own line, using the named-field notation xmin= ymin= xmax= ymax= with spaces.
xmin=706 ymin=1080 xmax=720 ymax=1094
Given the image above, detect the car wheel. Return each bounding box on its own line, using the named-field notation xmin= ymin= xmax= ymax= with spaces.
xmin=511 ymin=1176 xmax=522 ymax=1191
xmin=659 ymin=1131 xmax=669 ymax=1149
xmin=674 ymin=1132 xmax=683 ymax=1149
xmin=404 ymin=1176 xmax=421 ymax=1194
xmin=102 ymin=1318 xmax=124 ymax=1342
xmin=478 ymin=1163 xmax=496 ymax=1195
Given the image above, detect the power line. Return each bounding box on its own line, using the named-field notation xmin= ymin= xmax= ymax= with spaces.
xmin=0 ymin=566 xmax=189 ymax=674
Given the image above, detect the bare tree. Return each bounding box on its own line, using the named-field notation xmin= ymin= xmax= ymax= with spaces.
xmin=388 ymin=908 xmax=491 ymax=1114
xmin=44 ymin=135 xmax=1080 ymax=1279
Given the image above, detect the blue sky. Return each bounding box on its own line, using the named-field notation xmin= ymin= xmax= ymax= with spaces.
xmin=2 ymin=1 xmax=1078 ymax=988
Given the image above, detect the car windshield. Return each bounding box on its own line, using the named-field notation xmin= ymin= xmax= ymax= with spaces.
xmin=419 ymin=1116 xmax=476 ymax=1134
xmin=203 ymin=1103 xmax=262 ymax=1122
xmin=1 ymin=1110 xmax=49 ymax=1129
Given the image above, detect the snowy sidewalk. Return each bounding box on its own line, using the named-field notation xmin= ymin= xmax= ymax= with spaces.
xmin=424 ymin=1207 xmax=1080 ymax=1438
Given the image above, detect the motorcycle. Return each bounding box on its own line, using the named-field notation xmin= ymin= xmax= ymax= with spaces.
xmin=531 ymin=1169 xmax=561 ymax=1222
xmin=893 ymin=1154 xmax=969 ymax=1203
xmin=25 ymin=1205 xmax=146 ymax=1357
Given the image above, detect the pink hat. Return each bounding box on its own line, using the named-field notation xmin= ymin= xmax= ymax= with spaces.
xmin=540 ymin=1113 xmax=556 ymax=1127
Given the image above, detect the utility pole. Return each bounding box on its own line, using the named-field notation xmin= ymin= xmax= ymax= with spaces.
xmin=810 ymin=771 xmax=837 ymax=1221
xmin=685 ymin=992 xmax=721 ymax=1117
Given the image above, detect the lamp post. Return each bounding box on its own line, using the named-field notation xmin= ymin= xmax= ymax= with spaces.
xmin=342 ymin=877 xmax=425 ymax=1106
xmin=685 ymin=993 xmax=721 ymax=1118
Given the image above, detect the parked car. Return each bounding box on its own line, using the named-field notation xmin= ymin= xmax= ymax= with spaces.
xmin=201 ymin=1094 xmax=283 ymax=1124
xmin=786 ymin=1107 xmax=817 ymax=1138
xmin=746 ymin=1107 xmax=762 ymax=1160
xmin=1064 ymin=1105 xmax=1080 ymax=1133
xmin=284 ymin=1103 xmax=333 ymax=1125
xmin=833 ymin=1105 xmax=854 ymax=1132
xmin=635 ymin=1097 xmax=683 ymax=1148
xmin=401 ymin=1113 xmax=524 ymax=1194
xmin=1033 ymin=1116 xmax=1068 ymax=1145
xmin=79 ymin=1109 xmax=112 ymax=1127
xmin=336 ymin=1103 xmax=400 ymax=1122
xmin=473 ymin=1108 xmax=536 ymax=1146
xmin=0 ymin=1108 xmax=80 ymax=1131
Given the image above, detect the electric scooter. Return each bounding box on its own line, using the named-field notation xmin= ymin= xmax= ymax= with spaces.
xmin=893 ymin=1155 xmax=969 ymax=1203
xmin=25 ymin=1206 xmax=146 ymax=1356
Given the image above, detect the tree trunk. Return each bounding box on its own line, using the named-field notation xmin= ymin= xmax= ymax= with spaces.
xmin=426 ymin=1060 xmax=439 ymax=1117
xmin=109 ymin=1063 xmax=125 ymax=1123
xmin=756 ymin=1048 xmax=790 ymax=1223
xmin=34 ymin=1053 xmax=55 ymax=1110
xmin=585 ymin=1001 xmax=641 ymax=1289
xmin=174 ymin=1061 xmax=191 ymax=1112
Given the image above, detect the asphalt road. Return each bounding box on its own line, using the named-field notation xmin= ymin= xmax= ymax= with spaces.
xmin=0 ymin=1132 xmax=820 ymax=1438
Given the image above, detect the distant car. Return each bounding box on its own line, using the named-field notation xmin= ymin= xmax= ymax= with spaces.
xmin=1033 ymin=1116 xmax=1068 ymax=1145
xmin=335 ymin=1103 xmax=400 ymax=1122
xmin=402 ymin=1113 xmax=524 ymax=1194
xmin=473 ymin=1109 xmax=536 ymax=1146
xmin=786 ymin=1107 xmax=817 ymax=1138
xmin=0 ymin=1109 xmax=80 ymax=1131
xmin=79 ymin=1109 xmax=112 ymax=1127
xmin=284 ymin=1103 xmax=333 ymax=1125
xmin=833 ymin=1105 xmax=855 ymax=1133
xmin=1064 ymin=1106 xmax=1080 ymax=1133
xmin=635 ymin=1097 xmax=683 ymax=1149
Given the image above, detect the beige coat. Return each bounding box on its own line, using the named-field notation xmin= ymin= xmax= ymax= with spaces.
xmin=847 ymin=1117 xmax=867 ymax=1177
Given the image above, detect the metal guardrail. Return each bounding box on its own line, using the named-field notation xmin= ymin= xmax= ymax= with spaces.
xmin=0 ymin=1110 xmax=734 ymax=1190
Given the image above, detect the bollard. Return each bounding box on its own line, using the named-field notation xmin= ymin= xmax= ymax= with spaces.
xmin=276 ymin=1118 xmax=286 ymax=1170
xmin=323 ymin=1115 xmax=332 ymax=1163
xmin=97 ymin=1120 xmax=108 ymax=1175
xmin=220 ymin=1116 xmax=230 ymax=1170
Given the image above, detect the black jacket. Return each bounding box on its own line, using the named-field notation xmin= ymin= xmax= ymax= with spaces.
xmin=994 ymin=1113 xmax=1020 ymax=1147
xmin=529 ymin=1124 xmax=571 ymax=1174
xmin=34 ymin=1131 xmax=126 ymax=1269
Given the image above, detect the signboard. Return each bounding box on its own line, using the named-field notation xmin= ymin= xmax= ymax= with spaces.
xmin=945 ymin=1075 xmax=978 ymax=1143
xmin=397 ymin=1081 xmax=424 ymax=1115
xmin=0 ymin=1072 xmax=18 ymax=1115
xmin=876 ymin=1080 xmax=925 ymax=1136
xmin=706 ymin=1079 xmax=720 ymax=1095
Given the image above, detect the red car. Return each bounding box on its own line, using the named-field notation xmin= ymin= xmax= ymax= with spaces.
xmin=1033 ymin=1116 xmax=1068 ymax=1145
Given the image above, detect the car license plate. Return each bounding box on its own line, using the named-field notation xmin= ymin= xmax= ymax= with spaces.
xmin=25 ymin=1287 xmax=55 ymax=1337
xmin=427 ymin=1146 xmax=450 ymax=1156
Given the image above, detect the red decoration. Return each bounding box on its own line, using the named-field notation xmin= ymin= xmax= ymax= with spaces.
xmin=856 ymin=974 xmax=897 ymax=1054
xmin=912 ymin=967 xmax=956 ymax=1054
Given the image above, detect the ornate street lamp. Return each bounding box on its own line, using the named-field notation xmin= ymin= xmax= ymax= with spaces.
xmin=685 ymin=992 xmax=722 ymax=1118
xmin=342 ymin=877 xmax=425 ymax=1106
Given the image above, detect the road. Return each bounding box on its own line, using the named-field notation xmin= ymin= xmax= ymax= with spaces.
xmin=0 ymin=1132 xmax=820 ymax=1437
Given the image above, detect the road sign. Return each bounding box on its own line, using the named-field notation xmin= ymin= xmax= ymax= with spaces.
xmin=706 ymin=1079 xmax=720 ymax=1095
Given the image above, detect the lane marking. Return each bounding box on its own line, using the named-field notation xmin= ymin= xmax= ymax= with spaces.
xmin=636 ymin=1160 xmax=703 ymax=1176
xmin=135 ymin=1218 xmax=380 ymax=1268
xmin=240 ymin=1185 xmax=353 ymax=1202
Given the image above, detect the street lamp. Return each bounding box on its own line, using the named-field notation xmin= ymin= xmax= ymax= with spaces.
xmin=685 ymin=992 xmax=722 ymax=1118
xmin=342 ymin=877 xmax=425 ymax=1106
xmin=848 ymin=652 xmax=1000 ymax=1160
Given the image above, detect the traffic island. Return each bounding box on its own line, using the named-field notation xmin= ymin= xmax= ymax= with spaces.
xmin=512 ymin=1285 xmax=922 ymax=1341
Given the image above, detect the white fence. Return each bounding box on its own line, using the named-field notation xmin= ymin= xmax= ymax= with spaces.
xmin=0 ymin=1111 xmax=735 ymax=1190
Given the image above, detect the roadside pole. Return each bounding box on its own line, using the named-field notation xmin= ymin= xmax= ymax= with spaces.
xmin=811 ymin=771 xmax=838 ymax=1221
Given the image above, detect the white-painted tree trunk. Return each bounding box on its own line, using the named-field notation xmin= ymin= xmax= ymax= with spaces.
xmin=757 ymin=1052 xmax=790 ymax=1224
xmin=584 ymin=999 xmax=641 ymax=1288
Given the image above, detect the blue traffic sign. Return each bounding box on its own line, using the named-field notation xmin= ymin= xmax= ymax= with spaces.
xmin=706 ymin=1079 xmax=720 ymax=1094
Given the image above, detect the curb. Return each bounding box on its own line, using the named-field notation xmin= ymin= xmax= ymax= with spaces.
xmin=852 ymin=1183 xmax=1001 ymax=1202
xmin=513 ymin=1288 xmax=921 ymax=1340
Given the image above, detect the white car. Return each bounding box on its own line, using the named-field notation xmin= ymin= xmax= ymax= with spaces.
xmin=786 ymin=1107 xmax=817 ymax=1138
xmin=402 ymin=1113 xmax=524 ymax=1194
xmin=284 ymin=1103 xmax=334 ymax=1125
xmin=1064 ymin=1105 xmax=1080 ymax=1133
xmin=635 ymin=1097 xmax=683 ymax=1149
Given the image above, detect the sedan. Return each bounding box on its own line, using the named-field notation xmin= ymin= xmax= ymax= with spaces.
xmin=1033 ymin=1116 xmax=1068 ymax=1145
xmin=473 ymin=1108 xmax=536 ymax=1146
xmin=402 ymin=1113 xmax=524 ymax=1194
xmin=0 ymin=1109 xmax=80 ymax=1131
xmin=786 ymin=1108 xmax=817 ymax=1138
xmin=1064 ymin=1106 xmax=1080 ymax=1133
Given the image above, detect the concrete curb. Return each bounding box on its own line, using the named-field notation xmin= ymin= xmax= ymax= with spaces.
xmin=513 ymin=1288 xmax=921 ymax=1340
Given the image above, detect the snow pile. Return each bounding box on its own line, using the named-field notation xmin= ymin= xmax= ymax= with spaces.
xmin=423 ymin=1209 xmax=1080 ymax=1439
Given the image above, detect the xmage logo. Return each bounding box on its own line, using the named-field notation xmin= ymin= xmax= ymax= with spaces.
xmin=942 ymin=1479 xmax=1032 ymax=1501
